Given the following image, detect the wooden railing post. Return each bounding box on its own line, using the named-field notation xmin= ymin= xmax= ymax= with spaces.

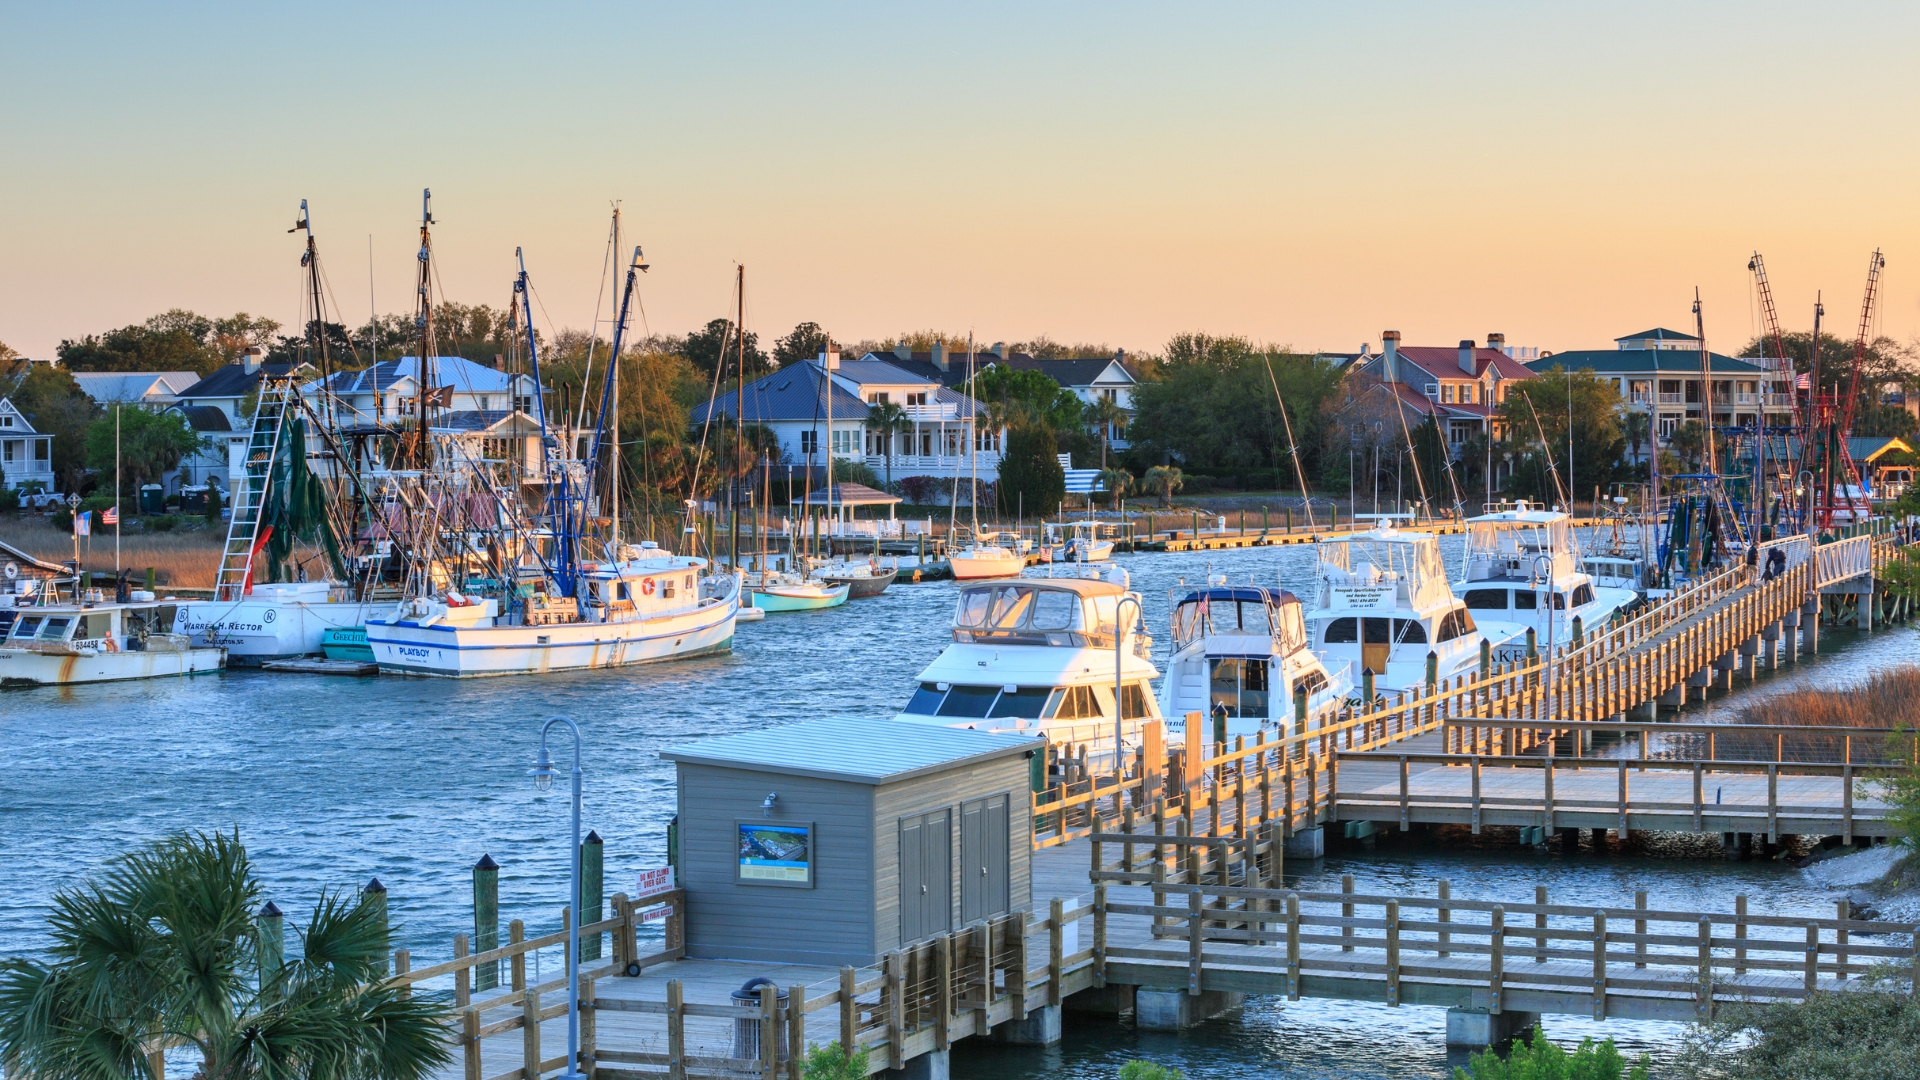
xmin=453 ymin=933 xmax=470 ymax=1008
xmin=1489 ymin=906 xmax=1505 ymax=1014
xmin=758 ymin=982 xmax=777 ymax=1080
xmin=1436 ymin=879 xmax=1451 ymax=958
xmin=521 ymin=985 xmax=541 ymax=1079
xmin=509 ymin=919 xmax=526 ymax=992
xmin=1635 ymin=891 xmax=1648 ymax=969
xmin=1187 ymin=889 xmax=1203 ymax=996
xmin=935 ymin=934 xmax=953 ymax=1049
xmin=1591 ymin=911 xmax=1607 ymax=1021
xmin=1385 ymin=900 xmax=1401 ymax=1007
xmin=580 ymin=974 xmax=596 ymax=1079
xmin=787 ymin=985 xmax=806 ymax=1080
xmin=1534 ymin=886 xmax=1547 ymax=964
xmin=837 ymin=966 xmax=856 ymax=1055
xmin=1093 ymin=884 xmax=1109 ymax=987
xmin=1341 ymin=874 xmax=1355 ymax=952
xmin=1285 ymin=892 xmax=1301 ymax=1001
xmin=885 ymin=950 xmax=905 ymax=1068
xmin=462 ymin=1007 xmax=482 ymax=1080
xmin=1049 ymin=897 xmax=1065 ymax=1005
xmin=667 ymin=979 xmax=686 ymax=1080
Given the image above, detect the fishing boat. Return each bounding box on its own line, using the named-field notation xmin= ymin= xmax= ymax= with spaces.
xmin=1455 ymin=501 xmax=1638 ymax=663
xmin=370 ymin=245 xmax=741 ymax=676
xmin=1159 ymin=577 xmax=1353 ymax=742
xmin=0 ymin=584 xmax=224 ymax=686
xmin=747 ymin=570 xmax=850 ymax=612
xmin=1041 ymin=520 xmax=1115 ymax=563
xmin=1306 ymin=521 xmax=1522 ymax=695
xmin=814 ymin=559 xmax=897 ymax=598
xmin=896 ymin=567 xmax=1161 ymax=754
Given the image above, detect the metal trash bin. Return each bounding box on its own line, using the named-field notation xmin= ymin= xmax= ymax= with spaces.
xmin=729 ymin=977 xmax=789 ymax=1063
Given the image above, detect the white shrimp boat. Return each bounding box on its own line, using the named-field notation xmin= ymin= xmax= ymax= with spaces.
xmin=897 ymin=568 xmax=1161 ymax=759
xmin=1455 ymin=502 xmax=1638 ymax=663
xmin=366 ymin=548 xmax=740 ymax=677
xmin=0 ymin=587 xmax=224 ymax=686
xmin=1306 ymin=523 xmax=1523 ymax=695
xmin=173 ymin=582 xmax=377 ymax=665
xmin=1159 ymin=578 xmax=1353 ymax=742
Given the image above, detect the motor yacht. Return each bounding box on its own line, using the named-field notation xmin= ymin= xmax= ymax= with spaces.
xmin=1159 ymin=577 xmax=1354 ymax=743
xmin=1041 ymin=521 xmax=1116 ymax=563
xmin=1456 ymin=502 xmax=1638 ymax=663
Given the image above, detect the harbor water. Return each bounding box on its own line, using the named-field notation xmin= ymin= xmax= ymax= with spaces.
xmin=3 ymin=535 xmax=1914 ymax=1078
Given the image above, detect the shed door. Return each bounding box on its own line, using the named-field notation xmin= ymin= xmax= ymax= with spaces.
xmin=898 ymin=809 xmax=951 ymax=944
xmin=960 ymin=794 xmax=1010 ymax=924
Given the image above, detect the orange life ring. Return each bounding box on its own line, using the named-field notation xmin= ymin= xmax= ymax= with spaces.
xmin=641 ymin=578 xmax=657 ymax=596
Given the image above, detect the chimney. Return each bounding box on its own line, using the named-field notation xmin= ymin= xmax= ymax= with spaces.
xmin=817 ymin=345 xmax=840 ymax=371
xmin=893 ymin=340 xmax=912 ymax=362
xmin=932 ymin=340 xmax=947 ymax=372
xmin=991 ymin=341 xmax=1007 ymax=360
xmin=240 ymin=346 xmax=265 ymax=375
xmin=1487 ymin=332 xmax=1506 ymax=356
xmin=1380 ymin=331 xmax=1400 ymax=382
xmin=1458 ymin=339 xmax=1475 ymax=374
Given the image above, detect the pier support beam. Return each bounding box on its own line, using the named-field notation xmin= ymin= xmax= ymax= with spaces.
xmin=1658 ymin=686 xmax=1685 ymax=708
xmin=1859 ymin=581 xmax=1874 ymax=630
xmin=988 ymin=1004 xmax=1060 ymax=1045
xmin=900 ymin=1050 xmax=950 ymax=1080
xmin=1064 ymin=984 xmax=1135 ymax=1016
xmin=1446 ymin=1008 xmax=1539 ymax=1050
xmin=1283 ymin=827 xmax=1324 ymax=860
xmin=1631 ymin=699 xmax=1657 ymax=721
xmin=1135 ymin=988 xmax=1245 ymax=1031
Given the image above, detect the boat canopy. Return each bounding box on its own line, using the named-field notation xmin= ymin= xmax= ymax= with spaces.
xmin=1464 ymin=509 xmax=1578 ymax=582
xmin=953 ymin=578 xmax=1132 ymax=647
xmin=1315 ymin=530 xmax=1452 ymax=613
xmin=1170 ymin=586 xmax=1306 ymax=654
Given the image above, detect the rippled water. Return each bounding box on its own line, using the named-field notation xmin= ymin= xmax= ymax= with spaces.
xmin=3 ymin=533 xmax=1913 ymax=1079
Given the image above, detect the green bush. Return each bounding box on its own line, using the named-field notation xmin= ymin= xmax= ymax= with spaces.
xmin=801 ymin=1041 xmax=870 ymax=1080
xmin=1455 ymin=1029 xmax=1649 ymax=1080
xmin=1120 ymin=1062 xmax=1185 ymax=1080
xmin=204 ymin=484 xmax=223 ymax=522
xmin=79 ymin=493 xmax=115 ymax=513
xmin=1676 ymin=990 xmax=1920 ymax=1079
xmin=148 ymin=514 xmax=180 ymax=533
xmin=0 ymin=487 xmax=17 ymax=512
xmin=52 ymin=508 xmax=72 ymax=533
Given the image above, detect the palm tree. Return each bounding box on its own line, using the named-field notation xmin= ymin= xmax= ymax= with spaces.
xmin=1623 ymin=410 xmax=1651 ymax=467
xmin=866 ymin=401 xmax=913 ymax=491
xmin=0 ymin=830 xmax=450 ymax=1080
xmin=1141 ymin=465 xmax=1184 ymax=508
xmin=1084 ymin=396 xmax=1128 ymax=470
xmin=1098 ymin=467 xmax=1134 ymax=511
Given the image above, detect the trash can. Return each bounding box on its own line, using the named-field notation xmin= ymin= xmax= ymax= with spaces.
xmin=139 ymin=485 xmax=165 ymax=514
xmin=728 ymin=977 xmax=788 ymax=1064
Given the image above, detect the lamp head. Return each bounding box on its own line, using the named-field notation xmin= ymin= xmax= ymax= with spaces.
xmin=529 ymin=746 xmax=558 ymax=792
xmin=761 ymin=792 xmax=778 ymax=817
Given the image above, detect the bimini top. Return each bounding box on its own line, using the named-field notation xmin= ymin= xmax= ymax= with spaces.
xmin=660 ymin=716 xmax=1036 ymax=785
xmin=1175 ymin=586 xmax=1301 ymax=607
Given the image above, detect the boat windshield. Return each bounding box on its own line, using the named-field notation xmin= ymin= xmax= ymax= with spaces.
xmin=1170 ymin=588 xmax=1306 ymax=653
xmin=1464 ymin=516 xmax=1578 ymax=581
xmin=955 ymin=584 xmax=1084 ymax=643
xmin=1316 ymin=535 xmax=1451 ymax=612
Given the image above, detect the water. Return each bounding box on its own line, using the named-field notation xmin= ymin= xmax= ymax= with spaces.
xmin=3 ymin=534 xmax=1913 ymax=1078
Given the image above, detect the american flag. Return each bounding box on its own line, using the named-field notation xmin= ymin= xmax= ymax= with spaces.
xmin=102 ymin=505 xmax=119 ymax=526
xmin=1796 ymin=373 xmax=1811 ymax=389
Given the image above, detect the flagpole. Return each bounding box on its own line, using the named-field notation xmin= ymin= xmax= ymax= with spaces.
xmin=114 ymin=405 xmax=121 ymax=573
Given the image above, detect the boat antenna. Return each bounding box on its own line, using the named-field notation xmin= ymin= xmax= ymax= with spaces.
xmin=412 ymin=188 xmax=438 ymax=469
xmin=1260 ymin=351 xmax=1317 ymax=529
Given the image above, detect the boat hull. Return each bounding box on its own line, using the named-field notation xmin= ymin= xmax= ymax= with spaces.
xmin=0 ymin=643 xmax=225 ymax=686
xmin=949 ymin=555 xmax=1025 ymax=579
xmin=366 ymin=596 xmax=737 ymax=678
xmin=819 ymin=568 xmax=896 ymax=598
xmin=174 ymin=599 xmax=378 ymax=664
xmin=750 ymin=583 xmax=851 ymax=611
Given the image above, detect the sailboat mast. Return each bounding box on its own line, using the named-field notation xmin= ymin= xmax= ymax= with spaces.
xmin=731 ymin=265 xmax=744 ymax=571
xmin=967 ymin=333 xmax=979 ymax=538
xmin=609 ymin=208 xmax=622 ymax=545
xmin=413 ymin=189 xmax=438 ymax=469
xmin=823 ymin=334 xmax=834 ymax=557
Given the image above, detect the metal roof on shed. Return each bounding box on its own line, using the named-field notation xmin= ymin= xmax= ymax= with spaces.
xmin=660 ymin=717 xmax=1038 ymax=785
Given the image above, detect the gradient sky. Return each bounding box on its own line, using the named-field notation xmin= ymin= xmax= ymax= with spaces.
xmin=3 ymin=2 xmax=1918 ymax=361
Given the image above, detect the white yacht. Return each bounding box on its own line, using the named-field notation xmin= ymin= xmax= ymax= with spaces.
xmin=1456 ymin=502 xmax=1638 ymax=663
xmin=1307 ymin=523 xmax=1520 ymax=695
xmin=949 ymin=533 xmax=1026 ymax=579
xmin=896 ymin=569 xmax=1161 ymax=749
xmin=365 ymin=544 xmax=740 ymax=677
xmin=0 ymin=581 xmax=224 ymax=686
xmin=1159 ymin=579 xmax=1353 ymax=742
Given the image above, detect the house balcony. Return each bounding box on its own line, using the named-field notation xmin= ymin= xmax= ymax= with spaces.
xmin=900 ymin=403 xmax=967 ymax=422
xmin=1657 ymin=392 xmax=1685 ymax=405
xmin=865 ymin=453 xmax=1003 ymax=481
xmin=1764 ymin=393 xmax=1795 ymax=408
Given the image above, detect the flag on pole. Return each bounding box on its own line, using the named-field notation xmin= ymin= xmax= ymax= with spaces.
xmin=1796 ymin=373 xmax=1811 ymax=389
xmin=103 ymin=506 xmax=119 ymax=526
xmin=75 ymin=511 xmax=92 ymax=536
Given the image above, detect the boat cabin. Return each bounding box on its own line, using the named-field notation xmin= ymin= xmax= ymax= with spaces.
xmin=1310 ymin=528 xmax=1485 ymax=683
xmin=3 ymin=601 xmax=180 ymax=652
xmin=1162 ymin=585 xmax=1349 ymax=730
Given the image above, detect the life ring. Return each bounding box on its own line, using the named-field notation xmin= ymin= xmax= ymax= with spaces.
xmin=641 ymin=578 xmax=657 ymax=596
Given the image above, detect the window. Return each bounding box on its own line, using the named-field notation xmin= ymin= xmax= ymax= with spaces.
xmin=1119 ymin=683 xmax=1151 ymax=720
xmin=1514 ymin=590 xmax=1538 ymax=610
xmin=662 ymin=577 xmax=677 ymax=599
xmin=1464 ymin=589 xmax=1507 ymax=610
xmin=1436 ymin=609 xmax=1474 ymax=643
xmin=1029 ymin=591 xmax=1078 ymax=630
xmin=1323 ymin=617 xmax=1357 ymax=643
xmin=1552 ymin=591 xmax=1568 ymax=610
xmin=1573 ymin=584 xmax=1594 ymax=607
xmin=0 ymin=415 xmax=11 ymax=426
xmin=1460 ymin=384 xmax=1474 ymax=404
xmin=988 ymin=687 xmax=1052 ymax=719
xmin=1441 ymin=384 xmax=1455 ymax=403
xmin=906 ymin=682 xmax=947 ymax=714
xmin=34 ymin=440 xmax=47 ymax=460
xmin=10 ymin=616 xmax=42 ymax=639
xmin=1362 ymin=617 xmax=1392 ymax=644
xmin=1394 ymin=618 xmax=1427 ymax=644
xmin=2 ymin=442 xmax=13 ymax=462
xmin=871 ymin=392 xmax=890 ymax=405
xmin=800 ymin=430 xmax=818 ymax=454
xmin=908 ymin=392 xmax=928 ymax=406
xmin=831 ymin=429 xmax=855 ymax=454
xmin=1296 ymin=669 xmax=1329 ymax=696
xmin=936 ymin=685 xmax=1000 ymax=718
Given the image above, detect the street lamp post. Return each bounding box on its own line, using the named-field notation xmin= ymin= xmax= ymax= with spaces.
xmin=529 ymin=716 xmax=586 ymax=1080
xmin=1532 ymin=554 xmax=1556 ymax=720
xmin=1114 ymin=594 xmax=1142 ymax=781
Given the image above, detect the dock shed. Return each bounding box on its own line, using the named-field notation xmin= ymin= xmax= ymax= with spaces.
xmin=660 ymin=717 xmax=1037 ymax=967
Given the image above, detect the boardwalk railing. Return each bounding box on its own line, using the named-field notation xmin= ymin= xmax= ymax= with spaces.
xmin=1441 ymin=719 xmax=1919 ymax=766
xmin=1094 ymin=874 xmax=1919 ymax=1021
xmin=386 ymin=889 xmax=1093 ymax=1080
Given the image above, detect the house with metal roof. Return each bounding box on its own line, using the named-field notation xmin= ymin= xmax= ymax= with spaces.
xmin=691 ymin=350 xmax=1003 ymax=484
xmin=1526 ymin=331 xmax=1792 ymax=455
xmin=860 ymin=341 xmax=1140 ymax=450
xmin=68 ymin=371 xmax=199 ymax=411
xmin=0 ymin=397 xmax=56 ymax=494
xmin=303 ymin=354 xmax=542 ymax=430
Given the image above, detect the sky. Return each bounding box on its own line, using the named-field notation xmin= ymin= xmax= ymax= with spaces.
xmin=3 ymin=1 xmax=1918 ymax=361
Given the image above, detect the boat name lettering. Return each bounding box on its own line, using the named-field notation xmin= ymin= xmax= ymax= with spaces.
xmin=396 ymin=646 xmax=433 ymax=658
xmin=183 ymin=619 xmax=266 ymax=633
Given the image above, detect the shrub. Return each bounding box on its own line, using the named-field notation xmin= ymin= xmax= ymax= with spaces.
xmin=0 ymin=488 xmax=17 ymax=512
xmin=1455 ymin=1030 xmax=1649 ymax=1079
xmin=1120 ymin=1062 xmax=1184 ymax=1080
xmin=1676 ymin=990 xmax=1920 ymax=1079
xmin=148 ymin=514 xmax=180 ymax=533
xmin=203 ymin=484 xmax=223 ymax=522
xmin=996 ymin=424 xmax=1065 ymax=519
xmin=801 ymin=1041 xmax=870 ymax=1080
xmin=52 ymin=508 xmax=72 ymax=533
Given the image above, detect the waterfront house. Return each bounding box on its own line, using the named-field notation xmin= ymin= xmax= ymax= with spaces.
xmin=0 ymin=397 xmax=56 ymax=494
xmin=861 ymin=341 xmax=1138 ymax=451
xmin=1346 ymin=331 xmax=1538 ymax=454
xmin=68 ymin=370 xmax=199 ymax=411
xmin=159 ymin=348 xmax=313 ymax=495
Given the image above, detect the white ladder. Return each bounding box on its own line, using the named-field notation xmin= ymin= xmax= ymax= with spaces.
xmin=213 ymin=381 xmax=294 ymax=600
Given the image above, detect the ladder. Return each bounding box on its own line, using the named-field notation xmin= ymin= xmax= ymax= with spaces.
xmin=213 ymin=380 xmax=294 ymax=600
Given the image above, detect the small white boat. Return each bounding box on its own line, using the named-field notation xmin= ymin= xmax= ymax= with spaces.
xmin=1159 ymin=578 xmax=1353 ymax=742
xmin=0 ymin=587 xmax=224 ymax=686
xmin=949 ymin=539 xmax=1025 ymax=579
xmin=747 ymin=571 xmax=851 ymax=612
xmin=173 ymin=581 xmax=378 ymax=665
xmin=1041 ymin=521 xmax=1115 ymax=563
xmin=366 ymin=548 xmax=740 ymax=677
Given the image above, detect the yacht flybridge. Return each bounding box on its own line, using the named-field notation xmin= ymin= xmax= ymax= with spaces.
xmin=1307 ymin=523 xmax=1522 ymax=694
xmin=1159 ymin=579 xmax=1353 ymax=742
xmin=1456 ymin=502 xmax=1637 ymax=663
xmin=896 ymin=569 xmax=1160 ymax=746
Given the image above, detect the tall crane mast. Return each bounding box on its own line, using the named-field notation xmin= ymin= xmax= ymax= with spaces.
xmin=1747 ymin=253 xmax=1799 ymax=430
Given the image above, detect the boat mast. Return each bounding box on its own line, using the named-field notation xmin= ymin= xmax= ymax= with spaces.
xmin=967 ymin=333 xmax=979 ymax=540
xmin=731 ymin=265 xmax=744 ymax=572
xmin=412 ymin=189 xmax=438 ymax=469
xmin=515 ymin=247 xmax=574 ymax=598
xmin=823 ymin=331 xmax=833 ymax=559
xmin=589 ymin=243 xmax=646 ymax=553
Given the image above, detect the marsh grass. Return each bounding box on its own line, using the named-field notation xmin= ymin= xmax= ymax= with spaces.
xmin=0 ymin=512 xmax=223 ymax=588
xmin=1707 ymin=666 xmax=1920 ymax=764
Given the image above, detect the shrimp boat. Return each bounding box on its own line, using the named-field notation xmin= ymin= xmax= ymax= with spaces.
xmin=370 ymin=245 xmax=740 ymax=676
xmin=1 ymin=579 xmax=224 ymax=686
xmin=896 ymin=567 xmax=1161 ymax=761
xmin=1306 ymin=522 xmax=1522 ymax=695
xmin=1159 ymin=577 xmax=1353 ymax=743
xmin=1455 ymin=502 xmax=1638 ymax=664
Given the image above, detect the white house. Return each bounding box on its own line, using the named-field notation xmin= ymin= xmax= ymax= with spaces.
xmin=0 ymin=398 xmax=56 ymax=494
xmin=69 ymin=371 xmax=199 ymax=410
xmin=304 ymin=354 xmax=542 ymax=428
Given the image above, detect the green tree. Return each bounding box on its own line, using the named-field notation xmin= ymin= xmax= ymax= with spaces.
xmin=866 ymin=401 xmax=913 ymax=490
xmin=1129 ymin=334 xmax=1343 ymax=490
xmin=55 ymin=309 xmax=277 ymax=376
xmin=85 ymin=408 xmax=205 ymax=496
xmin=1497 ymin=367 xmax=1628 ymax=505
xmin=802 ymin=1041 xmax=870 ymax=1080
xmin=773 ymin=322 xmax=831 ymax=368
xmin=1455 ymin=1029 xmax=1650 ymax=1079
xmin=1141 ymin=464 xmax=1184 ymax=507
xmin=973 ymin=365 xmax=1086 ymax=436
xmin=680 ymin=318 xmax=770 ymax=380
xmin=1676 ymin=991 xmax=1920 ymax=1080
xmin=996 ymin=424 xmax=1065 ymax=519
xmin=1084 ymin=395 xmax=1128 ymax=470
xmin=1666 ymin=420 xmax=1709 ymax=472
xmin=2 ymin=359 xmax=101 ymax=492
xmin=1119 ymin=1063 xmax=1184 ymax=1080
xmin=0 ymin=829 xmax=450 ymax=1080
xmin=1098 ymin=467 xmax=1134 ymax=510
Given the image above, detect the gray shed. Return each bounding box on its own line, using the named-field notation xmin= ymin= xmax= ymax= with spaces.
xmin=661 ymin=717 xmax=1037 ymax=967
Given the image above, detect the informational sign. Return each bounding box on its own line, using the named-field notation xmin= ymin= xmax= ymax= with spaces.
xmin=737 ymin=822 xmax=813 ymax=887
xmin=1330 ymin=586 xmax=1396 ymax=611
xmin=634 ymin=866 xmax=675 ymax=898
xmin=640 ymin=903 xmax=675 ymax=923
